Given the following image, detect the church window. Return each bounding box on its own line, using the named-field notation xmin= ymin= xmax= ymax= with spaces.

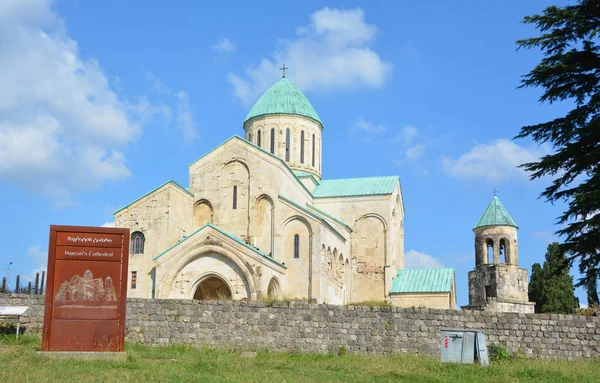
xmin=131 ymin=271 xmax=137 ymax=289
xmin=312 ymin=134 xmax=315 ymax=167
xmin=257 ymin=130 xmax=262 ymax=147
xmin=233 ymin=186 xmax=238 ymax=209
xmin=500 ymin=239 xmax=508 ymax=263
xmin=249 ymin=132 xmax=253 ymax=143
xmin=294 ymin=234 xmax=300 ymax=258
xmin=285 ymin=128 xmax=290 ymax=161
xmin=300 ymin=131 xmax=305 ymax=163
xmin=270 ymin=128 xmax=275 ymax=154
xmin=131 ymin=231 xmax=145 ymax=254
xmin=486 ymin=239 xmax=494 ymax=264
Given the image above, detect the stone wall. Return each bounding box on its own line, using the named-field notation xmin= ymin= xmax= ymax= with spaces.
xmin=2 ymin=294 xmax=599 ymax=360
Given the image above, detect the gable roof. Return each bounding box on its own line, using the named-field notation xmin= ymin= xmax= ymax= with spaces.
xmin=278 ymin=195 xmax=347 ymax=240
xmin=153 ymin=223 xmax=286 ymax=268
xmin=473 ymin=196 xmax=518 ymax=230
xmin=312 ymin=176 xmax=400 ymax=198
xmin=244 ymin=78 xmax=323 ymax=127
xmin=390 ymin=268 xmax=455 ymax=294
xmin=188 ymin=135 xmax=313 ymax=198
xmin=113 ymin=180 xmax=193 ymax=215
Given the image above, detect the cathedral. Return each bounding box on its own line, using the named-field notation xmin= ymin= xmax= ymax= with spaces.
xmin=114 ymin=77 xmax=456 ymax=308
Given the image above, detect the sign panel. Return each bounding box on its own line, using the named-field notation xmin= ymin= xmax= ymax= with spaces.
xmin=0 ymin=306 xmax=28 ymax=316
xmin=42 ymin=225 xmax=129 ymax=352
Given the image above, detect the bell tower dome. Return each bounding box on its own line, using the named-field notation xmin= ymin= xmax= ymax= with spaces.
xmin=243 ymin=78 xmax=324 ymax=180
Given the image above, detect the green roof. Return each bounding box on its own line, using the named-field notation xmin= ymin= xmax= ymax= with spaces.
xmin=113 ymin=180 xmax=193 ymax=215
xmin=278 ymin=195 xmax=347 ymax=241
xmin=312 ymin=176 xmax=399 ymax=198
xmin=473 ymin=196 xmax=518 ymax=229
xmin=390 ymin=268 xmax=455 ymax=294
xmin=245 ymin=78 xmax=323 ymax=127
xmin=153 ymin=223 xmax=286 ymax=268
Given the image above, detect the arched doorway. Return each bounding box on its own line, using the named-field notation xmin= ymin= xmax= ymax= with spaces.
xmin=193 ymin=276 xmax=232 ymax=300
xmin=267 ymin=277 xmax=281 ymax=300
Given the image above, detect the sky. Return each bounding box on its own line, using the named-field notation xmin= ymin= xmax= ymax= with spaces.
xmin=0 ymin=0 xmax=586 ymax=307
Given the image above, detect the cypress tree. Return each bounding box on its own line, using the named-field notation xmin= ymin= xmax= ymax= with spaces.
xmin=529 ymin=242 xmax=579 ymax=314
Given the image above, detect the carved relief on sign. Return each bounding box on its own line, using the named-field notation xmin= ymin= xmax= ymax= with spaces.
xmin=55 ymin=270 xmax=117 ymax=309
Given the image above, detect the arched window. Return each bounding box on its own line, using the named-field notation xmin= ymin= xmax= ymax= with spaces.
xmin=500 ymin=239 xmax=508 ymax=264
xmin=131 ymin=232 xmax=145 ymax=254
xmin=233 ymin=185 xmax=238 ymax=210
xmin=270 ymin=128 xmax=275 ymax=154
xmin=257 ymin=130 xmax=262 ymax=147
xmin=293 ymin=234 xmax=300 ymax=258
xmin=312 ymin=134 xmax=315 ymax=167
xmin=285 ymin=128 xmax=290 ymax=161
xmin=249 ymin=132 xmax=253 ymax=143
xmin=486 ymin=239 xmax=494 ymax=264
xmin=339 ymin=253 xmax=344 ymax=264
xmin=300 ymin=130 xmax=305 ymax=163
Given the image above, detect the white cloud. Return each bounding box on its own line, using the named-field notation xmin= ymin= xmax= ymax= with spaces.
xmin=405 ymin=144 xmax=425 ymax=161
xmin=145 ymin=70 xmax=198 ymax=142
xmin=212 ymin=38 xmax=236 ymax=53
xmin=229 ymin=7 xmax=392 ymax=106
xmin=404 ymin=249 xmax=445 ymax=269
xmin=347 ymin=117 xmax=385 ymax=143
xmin=397 ymin=125 xmax=418 ymax=145
xmin=101 ymin=221 xmax=115 ymax=227
xmin=442 ymin=139 xmax=549 ymax=183
xmin=0 ymin=0 xmax=160 ymax=202
xmin=27 ymin=245 xmax=48 ymax=283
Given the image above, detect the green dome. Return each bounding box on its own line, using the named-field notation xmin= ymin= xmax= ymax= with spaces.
xmin=473 ymin=196 xmax=518 ymax=230
xmin=244 ymin=78 xmax=323 ymax=127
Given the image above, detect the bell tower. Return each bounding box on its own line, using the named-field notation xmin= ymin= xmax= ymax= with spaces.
xmin=463 ymin=195 xmax=534 ymax=313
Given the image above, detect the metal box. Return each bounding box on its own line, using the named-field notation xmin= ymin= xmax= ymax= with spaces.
xmin=440 ymin=328 xmax=488 ymax=366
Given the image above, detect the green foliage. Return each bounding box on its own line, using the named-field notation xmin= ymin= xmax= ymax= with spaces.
xmin=529 ymin=242 xmax=579 ymax=314
xmin=488 ymin=344 xmax=512 ymax=362
xmin=516 ymin=0 xmax=600 ymax=299
xmin=337 ymin=346 xmax=347 ymax=357
xmin=348 ymin=300 xmax=392 ymax=307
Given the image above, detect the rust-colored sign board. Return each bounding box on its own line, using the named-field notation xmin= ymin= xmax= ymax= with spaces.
xmin=42 ymin=225 xmax=129 ymax=352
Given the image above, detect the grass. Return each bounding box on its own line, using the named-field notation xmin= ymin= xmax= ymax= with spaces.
xmin=1 ymin=335 xmax=600 ymax=383
xmin=347 ymin=300 xmax=392 ymax=307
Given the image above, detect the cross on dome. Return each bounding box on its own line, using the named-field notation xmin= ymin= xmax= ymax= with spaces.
xmin=279 ymin=64 xmax=289 ymax=78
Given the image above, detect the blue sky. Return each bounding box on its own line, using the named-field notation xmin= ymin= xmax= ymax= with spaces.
xmin=0 ymin=0 xmax=584 ymax=306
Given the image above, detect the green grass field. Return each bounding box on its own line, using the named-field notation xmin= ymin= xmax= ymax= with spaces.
xmin=1 ymin=335 xmax=599 ymax=382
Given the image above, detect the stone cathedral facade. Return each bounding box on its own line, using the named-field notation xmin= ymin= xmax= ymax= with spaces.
xmin=114 ymin=78 xmax=453 ymax=307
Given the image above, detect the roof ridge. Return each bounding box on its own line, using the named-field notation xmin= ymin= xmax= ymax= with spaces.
xmin=113 ymin=180 xmax=193 ymax=215
xmin=153 ymin=223 xmax=286 ymax=268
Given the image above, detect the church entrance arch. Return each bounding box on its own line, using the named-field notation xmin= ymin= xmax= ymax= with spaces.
xmin=193 ymin=274 xmax=232 ymax=300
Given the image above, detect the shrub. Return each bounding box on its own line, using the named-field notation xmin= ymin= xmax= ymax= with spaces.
xmin=488 ymin=343 xmax=511 ymax=362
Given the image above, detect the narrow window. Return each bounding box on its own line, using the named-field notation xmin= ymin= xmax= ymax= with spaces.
xmin=249 ymin=132 xmax=253 ymax=143
xmin=285 ymin=128 xmax=290 ymax=161
xmin=293 ymin=234 xmax=300 ymax=259
xmin=300 ymin=131 xmax=305 ymax=163
xmin=130 ymin=232 xmax=145 ymax=254
xmin=486 ymin=239 xmax=494 ymax=264
xmin=312 ymin=134 xmax=315 ymax=167
xmin=233 ymin=186 xmax=238 ymax=209
xmin=270 ymin=128 xmax=275 ymax=154
xmin=131 ymin=271 xmax=137 ymax=289
xmin=257 ymin=130 xmax=261 ymax=147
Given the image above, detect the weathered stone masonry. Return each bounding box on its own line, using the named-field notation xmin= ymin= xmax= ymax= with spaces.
xmin=2 ymin=294 xmax=599 ymax=360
